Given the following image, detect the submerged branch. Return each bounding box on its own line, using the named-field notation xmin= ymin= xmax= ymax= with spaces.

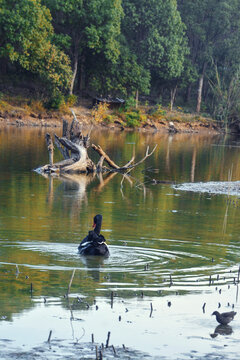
xmin=92 ymin=144 xmax=120 ymax=169
xmin=92 ymin=143 xmax=157 ymax=173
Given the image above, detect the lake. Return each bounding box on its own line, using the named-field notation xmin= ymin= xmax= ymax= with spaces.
xmin=0 ymin=126 xmax=240 ymax=359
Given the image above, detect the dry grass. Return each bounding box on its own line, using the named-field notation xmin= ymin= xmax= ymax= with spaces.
xmin=24 ymin=100 xmax=45 ymax=113
xmin=0 ymin=92 xmax=216 ymax=128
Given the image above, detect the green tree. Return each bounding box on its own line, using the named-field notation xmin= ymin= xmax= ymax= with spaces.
xmin=44 ymin=0 xmax=123 ymax=94
xmin=209 ymin=64 xmax=240 ymax=129
xmin=178 ymin=0 xmax=240 ymax=113
xmin=122 ymin=0 xmax=188 ymax=102
xmin=0 ymin=0 xmax=72 ymax=93
xmin=88 ymin=41 xmax=151 ymax=98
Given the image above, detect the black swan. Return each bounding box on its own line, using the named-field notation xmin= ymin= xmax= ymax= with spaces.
xmin=212 ymin=311 xmax=237 ymax=325
xmin=78 ymin=214 xmax=109 ymax=256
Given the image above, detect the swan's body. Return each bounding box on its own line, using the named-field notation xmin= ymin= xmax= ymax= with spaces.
xmin=78 ymin=215 xmax=109 ymax=256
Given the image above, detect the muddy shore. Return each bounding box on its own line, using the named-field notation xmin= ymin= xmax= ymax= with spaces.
xmin=0 ymin=104 xmax=223 ymax=135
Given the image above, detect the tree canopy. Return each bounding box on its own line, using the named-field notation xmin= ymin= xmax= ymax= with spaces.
xmin=43 ymin=0 xmax=123 ymax=94
xmin=0 ymin=0 xmax=72 ymax=92
xmin=1 ymin=0 xmax=240 ymax=125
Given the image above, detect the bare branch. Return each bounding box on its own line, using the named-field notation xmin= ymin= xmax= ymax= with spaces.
xmin=95 ymin=172 xmax=117 ymax=192
xmin=45 ymin=134 xmax=54 ymax=166
xmin=87 ymin=125 xmax=93 ymax=138
xmin=96 ymin=156 xmax=105 ymax=173
xmin=62 ymin=119 xmax=69 ymax=138
xmin=71 ymin=109 xmax=78 ymax=123
xmin=54 ymin=134 xmax=70 ymax=159
xmin=123 ymin=147 xmax=135 ymax=167
xmin=120 ymin=170 xmax=133 ymax=188
xmin=92 ymin=144 xmax=120 ymax=169
xmin=92 ymin=143 xmax=157 ymax=173
xmin=119 ymin=145 xmax=157 ymax=171
xmin=55 ymin=135 xmax=79 ymax=154
xmin=38 ymin=110 xmax=157 ymax=177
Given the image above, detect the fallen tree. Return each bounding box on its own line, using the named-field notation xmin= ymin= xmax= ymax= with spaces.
xmin=36 ymin=112 xmax=157 ymax=175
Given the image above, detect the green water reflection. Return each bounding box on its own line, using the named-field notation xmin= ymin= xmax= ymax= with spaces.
xmin=0 ymin=127 xmax=240 ymax=322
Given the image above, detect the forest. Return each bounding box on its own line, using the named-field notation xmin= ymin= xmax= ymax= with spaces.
xmin=1 ymin=0 xmax=240 ymax=127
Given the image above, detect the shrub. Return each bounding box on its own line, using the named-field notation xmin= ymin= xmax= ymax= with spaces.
xmin=125 ymin=110 xmax=145 ymax=128
xmin=91 ymin=102 xmax=110 ymax=122
xmin=0 ymin=99 xmax=10 ymax=111
xmin=44 ymin=92 xmax=65 ymax=110
xmin=119 ymin=96 xmax=136 ymax=112
xmin=104 ymin=114 xmax=117 ymax=123
xmin=151 ymin=104 xmax=166 ymax=117
xmin=66 ymin=94 xmax=77 ymax=107
xmin=27 ymin=100 xmax=45 ymax=113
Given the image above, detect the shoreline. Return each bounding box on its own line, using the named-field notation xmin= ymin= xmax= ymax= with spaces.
xmin=0 ymin=115 xmax=223 ymax=135
xmin=0 ymin=103 xmax=223 ymax=135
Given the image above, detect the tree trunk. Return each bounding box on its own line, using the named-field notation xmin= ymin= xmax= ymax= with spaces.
xmin=196 ymin=63 xmax=207 ymax=113
xmin=170 ymin=85 xmax=177 ymax=111
xmin=45 ymin=134 xmax=54 ymax=166
xmin=136 ymin=89 xmax=139 ymax=109
xmin=70 ymin=47 xmax=79 ymax=95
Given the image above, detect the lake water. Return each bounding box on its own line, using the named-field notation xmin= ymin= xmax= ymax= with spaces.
xmin=0 ymin=126 xmax=240 ymax=359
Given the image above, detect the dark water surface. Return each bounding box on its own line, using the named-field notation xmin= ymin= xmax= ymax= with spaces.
xmin=0 ymin=126 xmax=240 ymax=359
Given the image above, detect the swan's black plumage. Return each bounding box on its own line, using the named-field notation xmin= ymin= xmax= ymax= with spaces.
xmin=78 ymin=214 xmax=109 ymax=256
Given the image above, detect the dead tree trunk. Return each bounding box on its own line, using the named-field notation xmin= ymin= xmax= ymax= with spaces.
xmin=35 ymin=112 xmax=157 ymax=175
xmin=69 ymin=40 xmax=80 ymax=95
xmin=170 ymin=85 xmax=177 ymax=111
xmin=45 ymin=134 xmax=54 ymax=166
xmin=37 ymin=117 xmax=95 ymax=174
xmin=196 ymin=62 xmax=207 ymax=114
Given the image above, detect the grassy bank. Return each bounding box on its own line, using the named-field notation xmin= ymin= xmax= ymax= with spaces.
xmin=0 ymin=92 xmax=220 ymax=133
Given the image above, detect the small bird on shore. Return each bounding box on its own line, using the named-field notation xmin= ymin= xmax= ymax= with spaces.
xmin=212 ymin=310 xmax=237 ymax=325
xmin=78 ymin=214 xmax=109 ymax=256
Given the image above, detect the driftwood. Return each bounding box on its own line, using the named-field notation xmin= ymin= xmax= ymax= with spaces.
xmin=35 ymin=112 xmax=156 ymax=175
xmin=45 ymin=134 xmax=54 ymax=166
xmin=91 ymin=144 xmax=157 ymax=173
xmin=92 ymin=144 xmax=120 ymax=169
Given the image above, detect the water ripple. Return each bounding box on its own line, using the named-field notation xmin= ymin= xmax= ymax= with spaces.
xmin=1 ymin=239 xmax=239 ymax=291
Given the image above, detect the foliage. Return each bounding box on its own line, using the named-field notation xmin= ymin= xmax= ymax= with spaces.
xmin=44 ymin=91 xmax=65 ymax=110
xmin=125 ymin=111 xmax=141 ymax=128
xmin=0 ymin=0 xmax=72 ymax=93
xmin=122 ymin=96 xmax=137 ymax=111
xmin=178 ymin=0 xmax=240 ymax=113
xmin=43 ymin=0 xmax=123 ymax=93
xmin=1 ymin=0 xmax=240 ymax=125
xmin=104 ymin=114 xmax=117 ymax=124
xmin=91 ymin=102 xmax=110 ymax=122
xmin=209 ymin=65 xmax=240 ymax=127
xmin=122 ymin=0 xmax=188 ymax=81
xmin=24 ymin=100 xmax=45 ymax=114
xmin=150 ymin=105 xmax=167 ymax=118
xmin=66 ymin=94 xmax=77 ymax=107
xmin=88 ymin=41 xmax=151 ymax=97
xmin=179 ymin=0 xmax=240 ymax=71
xmin=119 ymin=108 xmax=147 ymax=128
